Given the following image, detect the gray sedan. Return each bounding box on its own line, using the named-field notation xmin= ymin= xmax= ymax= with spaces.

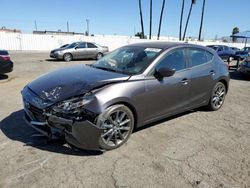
xmin=50 ymin=42 xmax=109 ymax=61
xmin=22 ymin=42 xmax=229 ymax=151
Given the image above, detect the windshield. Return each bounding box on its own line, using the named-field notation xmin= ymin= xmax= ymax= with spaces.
xmin=92 ymin=46 xmax=162 ymax=75
xmin=60 ymin=44 xmax=69 ymax=48
xmin=67 ymin=42 xmax=78 ymax=48
xmin=242 ymin=47 xmax=250 ymax=51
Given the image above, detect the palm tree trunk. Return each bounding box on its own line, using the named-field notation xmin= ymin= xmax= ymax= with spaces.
xmin=139 ymin=0 xmax=145 ymax=39
xmin=182 ymin=0 xmax=196 ymax=41
xmin=157 ymin=0 xmax=166 ymax=40
xmin=179 ymin=0 xmax=185 ymax=41
xmin=149 ymin=0 xmax=152 ymax=39
xmin=198 ymin=0 xmax=206 ymax=41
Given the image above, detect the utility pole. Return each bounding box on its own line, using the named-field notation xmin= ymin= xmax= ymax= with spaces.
xmin=67 ymin=21 xmax=69 ymax=32
xmin=35 ymin=20 xmax=38 ymax=31
xmin=86 ymin=19 xmax=90 ymax=36
xmin=149 ymin=0 xmax=152 ymax=39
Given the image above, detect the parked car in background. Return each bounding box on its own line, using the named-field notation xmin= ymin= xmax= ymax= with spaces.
xmin=0 ymin=50 xmax=13 ymax=74
xmin=50 ymin=42 xmax=109 ymax=61
xmin=207 ymin=45 xmax=235 ymax=62
xmin=230 ymin=47 xmax=240 ymax=52
xmin=233 ymin=47 xmax=250 ymax=60
xmin=22 ymin=42 xmax=229 ymax=151
xmin=238 ymin=56 xmax=250 ymax=76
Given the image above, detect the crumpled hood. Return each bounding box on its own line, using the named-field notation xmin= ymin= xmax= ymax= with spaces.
xmin=27 ymin=65 xmax=129 ymax=103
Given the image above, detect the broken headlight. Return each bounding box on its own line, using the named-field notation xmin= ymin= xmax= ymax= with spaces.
xmin=52 ymin=93 xmax=95 ymax=113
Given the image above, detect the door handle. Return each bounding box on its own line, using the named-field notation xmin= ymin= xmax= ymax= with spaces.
xmin=181 ymin=78 xmax=189 ymax=85
xmin=210 ymin=70 xmax=215 ymax=75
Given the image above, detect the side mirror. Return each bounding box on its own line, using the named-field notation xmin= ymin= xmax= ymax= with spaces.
xmin=154 ymin=67 xmax=175 ymax=80
xmin=75 ymin=46 xmax=79 ymax=50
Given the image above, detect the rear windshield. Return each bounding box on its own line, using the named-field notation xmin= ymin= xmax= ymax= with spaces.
xmin=0 ymin=51 xmax=9 ymax=55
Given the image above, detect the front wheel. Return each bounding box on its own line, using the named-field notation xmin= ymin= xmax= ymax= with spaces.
xmin=96 ymin=104 xmax=134 ymax=150
xmin=207 ymin=82 xmax=226 ymax=111
xmin=63 ymin=53 xmax=73 ymax=62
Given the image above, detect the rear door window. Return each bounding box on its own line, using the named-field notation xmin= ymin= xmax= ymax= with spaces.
xmin=188 ymin=48 xmax=212 ymax=67
xmin=77 ymin=43 xmax=86 ymax=48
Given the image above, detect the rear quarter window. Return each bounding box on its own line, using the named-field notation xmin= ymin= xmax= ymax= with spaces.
xmin=188 ymin=48 xmax=213 ymax=67
xmin=206 ymin=51 xmax=214 ymax=62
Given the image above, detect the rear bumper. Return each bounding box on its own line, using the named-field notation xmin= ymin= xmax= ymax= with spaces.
xmin=0 ymin=61 xmax=13 ymax=74
xmin=24 ymin=112 xmax=104 ymax=150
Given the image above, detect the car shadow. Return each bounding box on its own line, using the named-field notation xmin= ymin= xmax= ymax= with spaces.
xmin=0 ymin=74 xmax=9 ymax=80
xmin=0 ymin=110 xmax=103 ymax=156
xmin=229 ymin=70 xmax=250 ymax=81
xmin=134 ymin=110 xmax=195 ymax=133
xmin=1 ymin=108 xmax=204 ymax=154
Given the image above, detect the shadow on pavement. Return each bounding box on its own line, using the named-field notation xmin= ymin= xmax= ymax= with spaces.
xmin=0 ymin=74 xmax=9 ymax=80
xmin=0 ymin=110 xmax=103 ymax=156
xmin=134 ymin=110 xmax=195 ymax=133
xmin=229 ymin=70 xmax=250 ymax=81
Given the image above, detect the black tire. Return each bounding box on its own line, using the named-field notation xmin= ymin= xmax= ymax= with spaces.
xmin=207 ymin=82 xmax=226 ymax=111
xmin=96 ymin=53 xmax=103 ymax=60
xmin=63 ymin=53 xmax=73 ymax=62
xmin=96 ymin=104 xmax=134 ymax=150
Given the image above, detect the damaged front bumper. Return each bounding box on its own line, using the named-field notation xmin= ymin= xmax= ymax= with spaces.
xmin=24 ymin=111 xmax=104 ymax=150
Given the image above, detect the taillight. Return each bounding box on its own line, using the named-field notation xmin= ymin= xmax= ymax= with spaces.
xmin=0 ymin=55 xmax=10 ymax=62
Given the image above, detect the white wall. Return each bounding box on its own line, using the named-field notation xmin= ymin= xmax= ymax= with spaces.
xmin=0 ymin=32 xmax=248 ymax=51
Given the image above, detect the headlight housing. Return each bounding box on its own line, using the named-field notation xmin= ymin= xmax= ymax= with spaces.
xmin=52 ymin=93 xmax=95 ymax=113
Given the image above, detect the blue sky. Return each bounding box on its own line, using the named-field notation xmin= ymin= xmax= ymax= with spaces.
xmin=0 ymin=0 xmax=249 ymax=39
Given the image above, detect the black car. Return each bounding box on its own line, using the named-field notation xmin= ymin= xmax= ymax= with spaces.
xmin=0 ymin=50 xmax=13 ymax=74
xmin=238 ymin=56 xmax=250 ymax=76
xmin=233 ymin=47 xmax=250 ymax=60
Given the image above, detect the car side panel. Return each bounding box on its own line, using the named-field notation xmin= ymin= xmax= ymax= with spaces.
xmin=188 ymin=62 xmax=216 ymax=108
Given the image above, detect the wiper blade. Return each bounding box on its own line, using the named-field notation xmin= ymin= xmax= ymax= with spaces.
xmin=91 ymin=66 xmax=118 ymax=73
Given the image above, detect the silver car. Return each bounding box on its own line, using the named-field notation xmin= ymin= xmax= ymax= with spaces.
xmin=22 ymin=42 xmax=230 ymax=151
xmin=50 ymin=42 xmax=109 ymax=61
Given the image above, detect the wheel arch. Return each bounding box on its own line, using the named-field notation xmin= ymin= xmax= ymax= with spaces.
xmin=107 ymin=101 xmax=138 ymax=130
xmin=218 ymin=78 xmax=229 ymax=93
xmin=63 ymin=52 xmax=73 ymax=60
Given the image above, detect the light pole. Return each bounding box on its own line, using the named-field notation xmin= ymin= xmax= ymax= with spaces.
xmin=86 ymin=19 xmax=90 ymax=36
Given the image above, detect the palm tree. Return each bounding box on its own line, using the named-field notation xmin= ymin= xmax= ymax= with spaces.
xmin=149 ymin=0 xmax=152 ymax=39
xmin=232 ymin=27 xmax=239 ymax=42
xmin=157 ymin=0 xmax=166 ymax=40
xmin=182 ymin=0 xmax=196 ymax=41
xmin=198 ymin=0 xmax=206 ymax=41
xmin=139 ymin=0 xmax=145 ymax=39
xmin=179 ymin=0 xmax=185 ymax=41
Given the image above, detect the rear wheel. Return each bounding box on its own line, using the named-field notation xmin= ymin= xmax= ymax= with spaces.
xmin=207 ymin=82 xmax=226 ymax=111
xmin=96 ymin=104 xmax=134 ymax=150
xmin=96 ymin=53 xmax=103 ymax=60
xmin=63 ymin=53 xmax=73 ymax=62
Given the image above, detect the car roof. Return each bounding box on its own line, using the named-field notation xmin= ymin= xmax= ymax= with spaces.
xmin=127 ymin=42 xmax=206 ymax=50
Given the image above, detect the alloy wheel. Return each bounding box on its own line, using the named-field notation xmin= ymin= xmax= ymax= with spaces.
xmin=100 ymin=110 xmax=132 ymax=147
xmin=212 ymin=83 xmax=226 ymax=109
